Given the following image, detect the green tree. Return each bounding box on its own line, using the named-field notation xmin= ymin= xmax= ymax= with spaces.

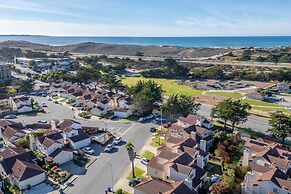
xmin=161 ymin=94 xmax=200 ymax=121
xmin=129 ymin=80 xmax=163 ymax=114
xmin=228 ymin=99 xmax=251 ymax=131
xmin=101 ymin=74 xmax=124 ymax=93
xmin=125 ymin=142 xmax=136 ymax=179
xmin=211 ymin=99 xmax=233 ymax=129
xmin=268 ymin=111 xmax=291 ymax=146
xmin=12 ymin=79 xmax=34 ymax=93
xmin=211 ymin=99 xmax=251 ymax=131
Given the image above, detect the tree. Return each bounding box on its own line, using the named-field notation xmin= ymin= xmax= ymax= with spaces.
xmin=129 ymin=80 xmax=163 ymax=114
xmin=161 ymin=94 xmax=200 ymax=121
xmin=211 ymin=99 xmax=233 ymax=129
xmin=268 ymin=111 xmax=291 ymax=146
xmin=12 ymin=79 xmax=34 ymax=93
xmin=209 ymin=181 xmax=231 ymax=194
xmin=125 ymin=142 xmax=136 ymax=179
xmin=101 ymin=74 xmax=124 ymax=93
xmin=228 ymin=99 xmax=251 ymax=131
xmin=211 ymin=99 xmax=251 ymax=131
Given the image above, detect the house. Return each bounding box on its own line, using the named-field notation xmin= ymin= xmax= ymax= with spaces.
xmin=242 ymin=166 xmax=291 ymax=194
xmin=276 ymin=82 xmax=291 ymax=94
xmin=91 ymin=106 xmax=107 ymax=117
xmin=242 ymin=138 xmax=291 ymax=173
xmin=177 ymin=114 xmax=214 ymax=129
xmin=10 ymin=96 xmax=33 ymax=113
xmin=0 ymin=121 xmax=25 ymax=146
xmin=57 ymin=119 xmax=91 ymax=149
xmin=134 ymin=178 xmax=196 ymax=194
xmin=241 ymin=138 xmax=291 ymax=194
xmin=114 ymin=108 xmax=132 ymax=118
xmin=0 ymin=63 xmax=12 ymax=81
xmin=246 ymin=91 xmax=266 ymax=101
xmin=33 ymin=131 xmax=73 ymax=165
xmin=146 ymin=135 xmax=208 ymax=192
xmin=0 ymin=147 xmax=46 ymax=190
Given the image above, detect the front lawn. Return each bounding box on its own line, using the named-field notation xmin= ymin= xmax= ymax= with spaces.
xmin=52 ymin=95 xmax=60 ymax=100
xmin=127 ymin=167 xmax=145 ymax=180
xmin=150 ymin=136 xmax=166 ymax=147
xmin=59 ymin=98 xmax=67 ymax=103
xmin=205 ymin=91 xmax=243 ymax=99
xmin=122 ymin=77 xmax=204 ymax=97
xmin=208 ymin=159 xmax=223 ymax=176
xmin=142 ymin=151 xmax=155 ymax=160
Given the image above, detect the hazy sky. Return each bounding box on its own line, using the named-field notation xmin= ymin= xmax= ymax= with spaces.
xmin=0 ymin=0 xmax=291 ymax=36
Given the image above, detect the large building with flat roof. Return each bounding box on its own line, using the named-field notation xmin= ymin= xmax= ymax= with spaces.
xmin=0 ymin=63 xmax=12 ymax=81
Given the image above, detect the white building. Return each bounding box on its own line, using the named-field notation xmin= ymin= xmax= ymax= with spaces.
xmin=10 ymin=96 xmax=33 ymax=113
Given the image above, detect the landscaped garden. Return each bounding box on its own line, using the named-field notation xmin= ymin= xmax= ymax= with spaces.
xmin=127 ymin=167 xmax=145 ymax=180
xmin=142 ymin=150 xmax=155 ymax=160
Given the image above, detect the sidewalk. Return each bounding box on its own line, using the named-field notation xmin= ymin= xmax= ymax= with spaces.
xmin=114 ymin=136 xmax=157 ymax=193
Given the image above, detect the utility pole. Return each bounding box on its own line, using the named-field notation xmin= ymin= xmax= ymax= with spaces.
xmin=104 ymin=162 xmax=113 ymax=193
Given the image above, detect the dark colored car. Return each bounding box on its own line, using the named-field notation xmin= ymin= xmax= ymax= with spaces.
xmin=129 ymin=178 xmax=141 ymax=187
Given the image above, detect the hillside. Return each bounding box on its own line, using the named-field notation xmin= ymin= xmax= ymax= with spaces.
xmin=0 ymin=40 xmax=233 ymax=58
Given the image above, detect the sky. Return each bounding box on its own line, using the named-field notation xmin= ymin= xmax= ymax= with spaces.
xmin=0 ymin=0 xmax=291 ymax=36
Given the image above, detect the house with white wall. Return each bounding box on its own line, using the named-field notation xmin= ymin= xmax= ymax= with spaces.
xmin=10 ymin=96 xmax=33 ymax=113
xmin=0 ymin=147 xmax=46 ymax=190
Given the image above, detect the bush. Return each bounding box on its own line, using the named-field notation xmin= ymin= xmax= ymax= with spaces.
xmin=78 ymin=111 xmax=91 ymax=119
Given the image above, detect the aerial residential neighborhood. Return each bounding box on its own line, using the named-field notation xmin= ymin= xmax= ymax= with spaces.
xmin=1 ymin=1 xmax=291 ymax=194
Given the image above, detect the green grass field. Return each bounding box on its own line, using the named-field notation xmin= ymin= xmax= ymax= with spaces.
xmin=243 ymin=99 xmax=281 ymax=107
xmin=127 ymin=167 xmax=145 ymax=180
xmin=205 ymin=91 xmax=243 ymax=99
xmin=122 ymin=77 xmax=203 ymax=96
xmin=142 ymin=151 xmax=155 ymax=160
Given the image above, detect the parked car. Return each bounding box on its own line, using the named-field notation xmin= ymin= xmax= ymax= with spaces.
xmin=141 ymin=158 xmax=150 ymax=165
xmin=150 ymin=127 xmax=156 ymax=132
xmin=129 ymin=178 xmax=141 ymax=187
xmin=41 ymin=102 xmax=47 ymax=107
xmin=53 ymin=100 xmax=59 ymax=104
xmin=4 ymin=114 xmax=17 ymax=119
xmin=138 ymin=118 xmax=145 ymax=123
xmin=113 ymin=137 xmax=122 ymax=145
xmin=109 ymin=115 xmax=118 ymax=120
xmin=104 ymin=144 xmax=114 ymax=152
xmin=47 ymin=97 xmax=52 ymax=101
xmin=38 ymin=120 xmax=49 ymax=125
xmin=82 ymin=147 xmax=95 ymax=155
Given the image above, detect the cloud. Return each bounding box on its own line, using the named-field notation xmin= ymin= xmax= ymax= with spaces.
xmin=0 ymin=0 xmax=95 ymax=19
xmin=0 ymin=18 xmax=291 ymax=37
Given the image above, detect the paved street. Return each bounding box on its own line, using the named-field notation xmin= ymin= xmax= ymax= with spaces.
xmin=198 ymin=104 xmax=270 ymax=133
xmin=11 ymin=96 xmax=156 ymax=194
xmin=64 ymin=123 xmax=155 ymax=194
xmin=13 ymin=96 xmax=132 ymax=135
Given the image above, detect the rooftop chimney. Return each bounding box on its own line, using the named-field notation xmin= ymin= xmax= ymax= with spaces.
xmin=197 ymin=155 xmax=204 ymax=169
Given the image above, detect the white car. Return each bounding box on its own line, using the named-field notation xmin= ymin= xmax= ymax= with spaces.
xmin=41 ymin=102 xmax=48 ymax=107
xmin=104 ymin=144 xmax=114 ymax=152
xmin=4 ymin=114 xmax=17 ymax=119
xmin=113 ymin=137 xmax=122 ymax=145
xmin=82 ymin=147 xmax=95 ymax=155
xmin=38 ymin=120 xmax=49 ymax=125
xmin=141 ymin=158 xmax=150 ymax=165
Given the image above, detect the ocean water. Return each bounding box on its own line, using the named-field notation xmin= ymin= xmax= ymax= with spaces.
xmin=0 ymin=35 xmax=291 ymax=48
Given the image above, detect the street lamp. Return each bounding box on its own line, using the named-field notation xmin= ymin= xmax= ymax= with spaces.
xmin=104 ymin=161 xmax=113 ymax=193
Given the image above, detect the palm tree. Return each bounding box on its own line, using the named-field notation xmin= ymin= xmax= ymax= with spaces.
xmin=156 ymin=129 xmax=165 ymax=145
xmin=125 ymin=142 xmax=135 ymax=179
